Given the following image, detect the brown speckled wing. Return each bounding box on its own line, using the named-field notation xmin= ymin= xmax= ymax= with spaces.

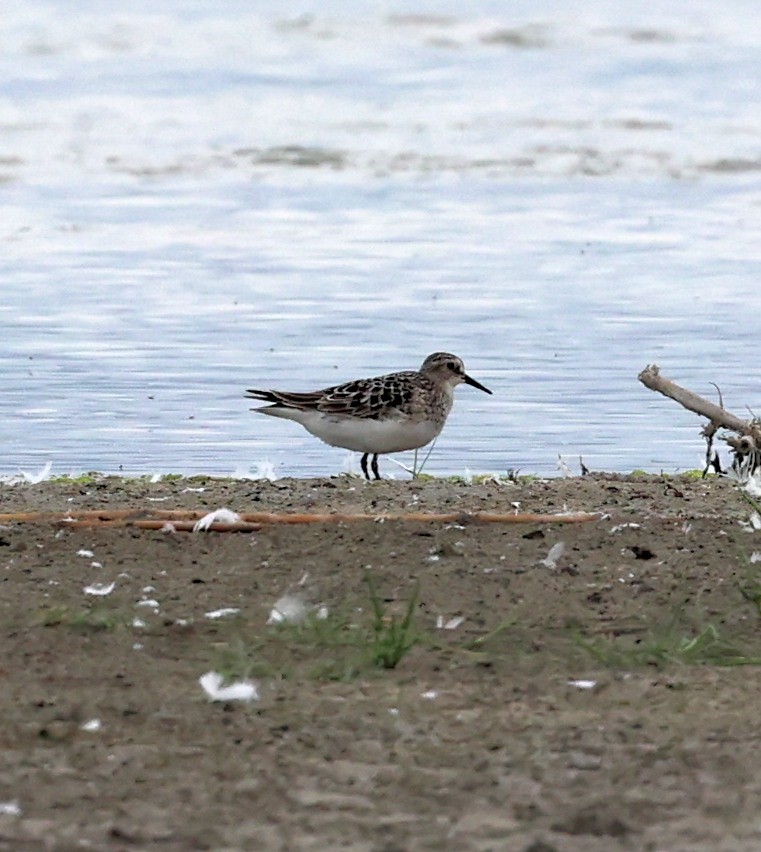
xmin=317 ymin=372 xmax=418 ymax=419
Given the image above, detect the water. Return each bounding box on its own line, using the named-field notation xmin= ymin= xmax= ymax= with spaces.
xmin=2 ymin=1 xmax=760 ymax=478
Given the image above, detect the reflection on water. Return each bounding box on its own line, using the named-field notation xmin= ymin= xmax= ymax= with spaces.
xmin=1 ymin=1 xmax=760 ymax=477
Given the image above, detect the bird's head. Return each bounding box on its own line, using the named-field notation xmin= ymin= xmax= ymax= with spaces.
xmin=420 ymin=352 xmax=492 ymax=394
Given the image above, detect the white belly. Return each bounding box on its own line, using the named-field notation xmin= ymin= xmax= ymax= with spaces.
xmin=263 ymin=409 xmax=443 ymax=454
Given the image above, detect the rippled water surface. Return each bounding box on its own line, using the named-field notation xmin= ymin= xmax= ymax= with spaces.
xmin=2 ymin=0 xmax=760 ymax=477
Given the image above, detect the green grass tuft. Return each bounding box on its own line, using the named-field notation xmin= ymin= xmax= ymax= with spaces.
xmin=38 ymin=604 xmax=127 ymax=632
xmin=49 ymin=473 xmax=100 ymax=485
xmin=210 ymin=578 xmax=423 ymax=682
xmin=365 ymin=573 xmax=420 ymax=669
xmin=575 ymin=621 xmax=761 ymax=668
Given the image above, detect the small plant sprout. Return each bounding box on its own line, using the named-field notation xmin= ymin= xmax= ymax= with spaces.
xmin=737 ymin=545 xmax=761 ymax=616
xmin=365 ymin=573 xmax=420 ymax=669
xmin=388 ymin=440 xmax=438 ymax=479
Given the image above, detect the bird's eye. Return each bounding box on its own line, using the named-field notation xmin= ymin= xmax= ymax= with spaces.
xmin=446 ymin=360 xmax=458 ymax=372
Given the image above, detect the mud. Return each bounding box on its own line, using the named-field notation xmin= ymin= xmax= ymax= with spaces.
xmin=1 ymin=473 xmax=761 ymax=851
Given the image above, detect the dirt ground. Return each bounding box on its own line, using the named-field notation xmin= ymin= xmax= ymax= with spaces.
xmin=2 ymin=472 xmax=761 ymax=851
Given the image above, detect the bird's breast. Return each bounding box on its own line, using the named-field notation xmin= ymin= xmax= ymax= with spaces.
xmin=303 ymin=413 xmax=443 ymax=454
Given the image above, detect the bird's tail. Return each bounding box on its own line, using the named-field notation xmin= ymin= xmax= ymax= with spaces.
xmin=245 ymin=388 xmax=281 ymax=404
xmin=245 ymin=388 xmax=323 ymax=410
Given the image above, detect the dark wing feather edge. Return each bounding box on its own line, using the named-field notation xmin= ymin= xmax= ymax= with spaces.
xmin=245 ymin=388 xmax=326 ymax=409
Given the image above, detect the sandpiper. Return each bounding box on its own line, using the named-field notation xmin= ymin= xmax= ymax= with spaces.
xmin=245 ymin=352 xmax=492 ymax=480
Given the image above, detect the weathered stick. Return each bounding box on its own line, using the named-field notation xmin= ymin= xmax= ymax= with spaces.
xmin=0 ymin=509 xmax=601 ymax=530
xmin=0 ymin=508 xmax=209 ymax=524
xmin=638 ymin=364 xmax=750 ymax=433
xmin=241 ymin=511 xmax=600 ymax=525
xmin=138 ymin=513 xmax=598 ymax=531
xmin=134 ymin=520 xmax=264 ymax=533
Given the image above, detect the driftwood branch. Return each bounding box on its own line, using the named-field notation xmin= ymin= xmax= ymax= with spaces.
xmin=638 ymin=364 xmax=761 ymax=470
xmin=638 ymin=364 xmax=750 ymax=433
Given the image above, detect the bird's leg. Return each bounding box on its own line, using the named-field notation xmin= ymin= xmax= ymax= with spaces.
xmin=371 ymin=454 xmax=381 ymax=480
xmin=360 ymin=453 xmax=370 ymax=480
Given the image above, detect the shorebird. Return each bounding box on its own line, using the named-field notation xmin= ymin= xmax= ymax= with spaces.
xmin=245 ymin=352 xmax=492 ymax=480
